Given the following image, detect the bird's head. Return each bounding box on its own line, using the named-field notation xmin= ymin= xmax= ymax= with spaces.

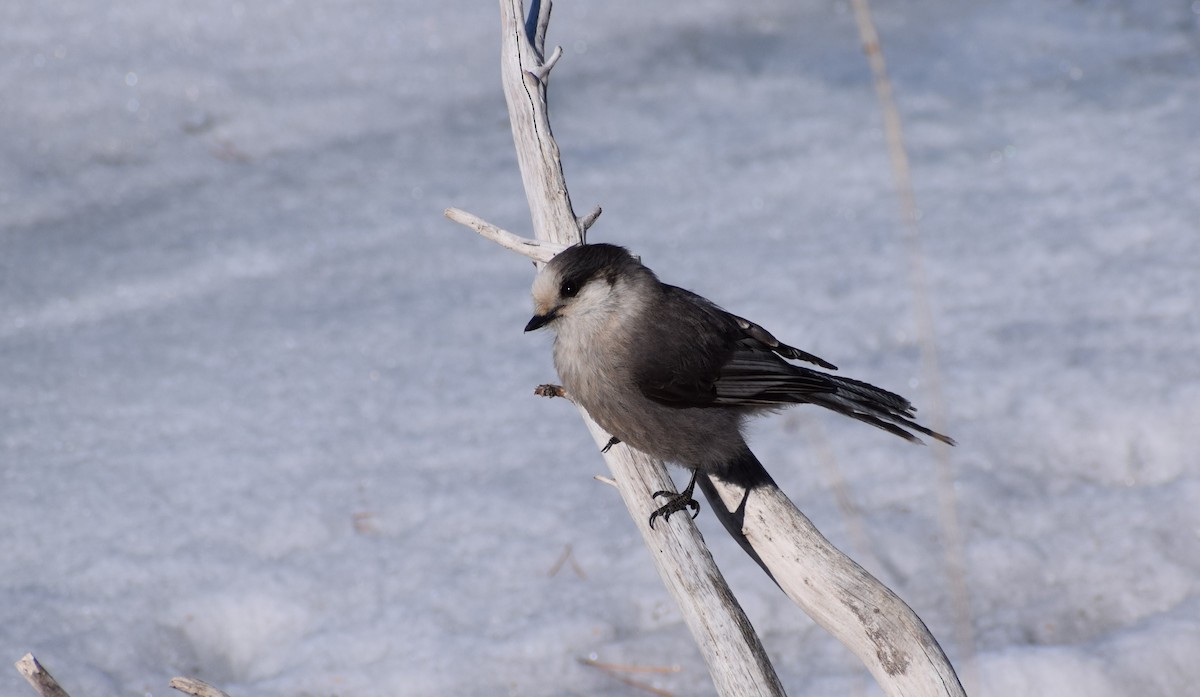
xmin=524 ymin=243 xmax=646 ymax=333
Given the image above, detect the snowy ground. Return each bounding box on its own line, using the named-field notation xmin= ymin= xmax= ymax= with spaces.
xmin=3 ymin=0 xmax=1199 ymax=695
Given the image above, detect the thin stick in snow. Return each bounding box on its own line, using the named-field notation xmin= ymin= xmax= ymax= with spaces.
xmin=15 ymin=655 xmax=72 ymax=697
xmin=169 ymin=677 xmax=234 ymax=697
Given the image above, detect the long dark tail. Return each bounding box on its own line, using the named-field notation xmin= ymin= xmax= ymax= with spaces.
xmin=808 ymin=373 xmax=955 ymax=446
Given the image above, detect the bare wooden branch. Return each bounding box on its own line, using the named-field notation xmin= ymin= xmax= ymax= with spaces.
xmin=593 ymin=474 xmax=619 ymax=488
xmin=526 ymin=0 xmax=552 ymax=58
xmin=451 ymin=2 xmax=966 ymax=696
xmin=460 ymin=2 xmax=788 ymax=695
xmin=15 ymin=655 xmax=72 ymax=697
xmin=169 ymin=677 xmax=233 ymax=697
xmin=498 ymin=0 xmax=583 ymax=245
xmin=576 ymin=418 xmax=786 ymax=696
xmin=444 ymin=207 xmax=566 ymax=263
xmin=526 ymin=45 xmax=563 ymax=81
xmin=578 ymin=205 xmax=603 ymax=234
xmin=700 ymin=466 xmax=967 ymax=697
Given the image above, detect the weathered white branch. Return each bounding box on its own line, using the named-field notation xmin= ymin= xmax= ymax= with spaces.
xmin=169 ymin=677 xmax=233 ymax=697
xmin=578 ymin=421 xmax=788 ymax=695
xmin=526 ymin=0 xmax=552 ymax=58
xmin=700 ymin=467 xmax=967 ymax=697
xmin=498 ymin=0 xmax=582 ymax=246
xmin=444 ymin=207 xmax=566 ymax=263
xmin=456 ymin=1 xmax=788 ymax=695
xmin=578 ymin=205 xmax=603 ymax=234
xmin=450 ymin=2 xmax=966 ymax=696
xmin=15 ymin=655 xmax=71 ymax=697
xmin=526 ymin=45 xmax=562 ymax=81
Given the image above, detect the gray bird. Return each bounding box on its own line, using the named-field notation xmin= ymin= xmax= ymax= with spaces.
xmin=524 ymin=243 xmax=954 ymax=526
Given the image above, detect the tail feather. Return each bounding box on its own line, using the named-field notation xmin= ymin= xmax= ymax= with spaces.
xmin=810 ymin=374 xmax=955 ymax=446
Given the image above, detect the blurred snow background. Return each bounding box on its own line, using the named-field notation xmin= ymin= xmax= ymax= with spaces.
xmin=3 ymin=0 xmax=1198 ymax=695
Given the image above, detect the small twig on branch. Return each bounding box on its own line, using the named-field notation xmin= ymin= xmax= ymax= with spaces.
xmin=526 ymin=45 xmax=563 ymax=81
xmin=15 ymin=655 xmax=72 ymax=697
xmin=444 ymin=207 xmax=567 ymax=263
xmin=525 ymin=0 xmax=552 ymax=54
xmin=578 ymin=205 xmax=602 ymax=235
xmin=169 ymin=677 xmax=234 ymax=697
xmin=593 ymin=474 xmax=619 ymax=488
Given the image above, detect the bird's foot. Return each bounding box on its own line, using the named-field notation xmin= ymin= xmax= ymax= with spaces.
xmin=534 ymin=384 xmax=568 ymax=399
xmin=648 ymin=471 xmax=700 ymax=529
xmin=601 ymin=436 xmax=621 ymax=453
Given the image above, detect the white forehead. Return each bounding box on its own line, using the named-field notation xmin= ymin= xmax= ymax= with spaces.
xmin=531 ymin=260 xmax=564 ymax=306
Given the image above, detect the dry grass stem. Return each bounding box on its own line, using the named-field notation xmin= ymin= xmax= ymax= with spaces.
xmin=579 ymin=657 xmax=681 ymax=697
xmin=848 ymin=0 xmax=976 ymax=687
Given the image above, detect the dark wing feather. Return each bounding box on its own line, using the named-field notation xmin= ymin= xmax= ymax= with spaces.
xmin=635 ymin=284 xmax=955 ymax=445
xmin=727 ymin=313 xmax=838 ymax=370
xmin=635 ymin=285 xmax=835 ymax=408
xmin=706 ymin=340 xmax=835 ymax=405
xmin=631 ymin=288 xmax=732 ymax=407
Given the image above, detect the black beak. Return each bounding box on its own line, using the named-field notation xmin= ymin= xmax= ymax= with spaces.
xmin=524 ymin=308 xmax=558 ymax=332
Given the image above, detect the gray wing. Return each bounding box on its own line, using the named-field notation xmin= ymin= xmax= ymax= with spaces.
xmin=636 ymin=285 xmax=955 ymax=445
xmin=635 ymin=285 xmax=837 ymax=408
xmin=725 ymin=312 xmax=838 ymax=370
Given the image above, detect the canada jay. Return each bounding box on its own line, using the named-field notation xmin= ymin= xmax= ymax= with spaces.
xmin=524 ymin=243 xmax=954 ymax=526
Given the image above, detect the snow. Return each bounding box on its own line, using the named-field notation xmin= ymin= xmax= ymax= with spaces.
xmin=3 ymin=0 xmax=1198 ymax=695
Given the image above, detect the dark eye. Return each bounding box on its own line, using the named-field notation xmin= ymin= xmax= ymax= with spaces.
xmin=560 ymin=279 xmax=580 ymax=298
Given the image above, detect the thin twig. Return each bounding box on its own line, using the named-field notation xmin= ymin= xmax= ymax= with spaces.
xmin=15 ymin=655 xmax=72 ymax=697
xmin=169 ymin=677 xmax=234 ymax=697
xmin=593 ymin=474 xmax=618 ymax=488
xmin=547 ymin=543 xmax=587 ymax=578
xmin=526 ymin=0 xmax=552 ymax=55
xmin=579 ymin=657 xmax=679 ymax=697
xmin=578 ymin=205 xmax=603 ymax=235
xmin=526 ymin=45 xmax=563 ymax=81
xmin=579 ymin=657 xmax=682 ymax=674
xmin=443 ymin=207 xmax=567 ymax=263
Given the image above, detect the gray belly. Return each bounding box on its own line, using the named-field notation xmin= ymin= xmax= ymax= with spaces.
xmin=553 ymin=324 xmax=748 ymax=473
xmin=576 ymin=380 xmax=746 ymax=473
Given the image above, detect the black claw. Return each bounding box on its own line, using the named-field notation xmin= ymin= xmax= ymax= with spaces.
xmin=647 ymin=471 xmax=701 ymax=529
xmin=601 ymin=436 xmax=621 ymax=453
